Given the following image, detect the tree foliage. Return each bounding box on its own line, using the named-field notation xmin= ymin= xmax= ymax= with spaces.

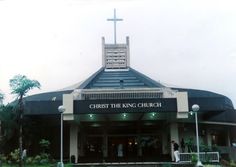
xmin=0 ymin=92 xmax=4 ymax=105
xmin=0 ymin=92 xmax=4 ymax=100
xmin=0 ymin=105 xmax=17 ymax=140
xmin=39 ymin=139 xmax=50 ymax=153
xmin=10 ymin=75 xmax=41 ymax=98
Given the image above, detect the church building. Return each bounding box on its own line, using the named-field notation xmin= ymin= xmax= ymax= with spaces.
xmin=24 ymin=10 xmax=236 ymax=163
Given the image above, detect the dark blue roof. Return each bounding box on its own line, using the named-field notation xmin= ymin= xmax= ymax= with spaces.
xmin=172 ymin=88 xmax=224 ymax=98
xmin=23 ymin=68 xmax=235 ymax=123
xmin=172 ymin=88 xmax=234 ymax=111
xmin=25 ymin=90 xmax=72 ymax=101
xmin=80 ymin=68 xmax=164 ymax=89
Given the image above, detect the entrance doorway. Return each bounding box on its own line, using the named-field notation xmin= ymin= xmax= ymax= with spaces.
xmin=107 ymin=135 xmax=162 ymax=162
xmin=78 ymin=121 xmax=166 ymax=162
xmin=108 ymin=136 xmax=137 ymax=161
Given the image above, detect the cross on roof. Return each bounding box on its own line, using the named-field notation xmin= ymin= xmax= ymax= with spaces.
xmin=107 ymin=9 xmax=123 ymax=44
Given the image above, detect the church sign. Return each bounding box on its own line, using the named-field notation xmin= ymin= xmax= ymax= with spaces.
xmin=74 ymin=98 xmax=177 ymax=114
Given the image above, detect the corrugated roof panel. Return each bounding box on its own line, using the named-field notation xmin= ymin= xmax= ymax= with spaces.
xmin=84 ymin=68 xmax=164 ymax=89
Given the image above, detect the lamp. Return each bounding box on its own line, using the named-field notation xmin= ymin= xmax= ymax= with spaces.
xmin=58 ymin=105 xmax=66 ymax=167
xmin=191 ymin=104 xmax=203 ymax=167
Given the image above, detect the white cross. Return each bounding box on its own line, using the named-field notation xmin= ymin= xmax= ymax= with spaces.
xmin=107 ymin=9 xmax=123 ymax=44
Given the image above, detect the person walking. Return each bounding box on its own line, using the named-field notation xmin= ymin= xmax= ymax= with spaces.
xmin=171 ymin=140 xmax=180 ymax=162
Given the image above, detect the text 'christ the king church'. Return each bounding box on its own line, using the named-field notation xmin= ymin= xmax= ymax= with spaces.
xmin=24 ymin=9 xmax=236 ymax=164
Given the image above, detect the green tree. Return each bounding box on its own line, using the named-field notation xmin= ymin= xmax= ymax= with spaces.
xmin=0 ymin=105 xmax=17 ymax=144
xmin=0 ymin=92 xmax=17 ymax=154
xmin=0 ymin=92 xmax=4 ymax=105
xmin=10 ymin=74 xmax=41 ymax=167
xmin=0 ymin=91 xmax=4 ymax=142
xmin=39 ymin=139 xmax=50 ymax=154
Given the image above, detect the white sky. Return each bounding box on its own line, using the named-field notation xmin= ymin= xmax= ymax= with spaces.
xmin=0 ymin=0 xmax=236 ymax=107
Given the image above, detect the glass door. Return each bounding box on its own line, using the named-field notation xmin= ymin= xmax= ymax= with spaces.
xmin=108 ymin=136 xmax=137 ymax=161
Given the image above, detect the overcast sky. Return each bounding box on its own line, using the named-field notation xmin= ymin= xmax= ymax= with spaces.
xmin=0 ymin=0 xmax=236 ymax=106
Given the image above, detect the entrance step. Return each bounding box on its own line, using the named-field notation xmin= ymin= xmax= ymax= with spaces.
xmin=72 ymin=162 xmax=193 ymax=167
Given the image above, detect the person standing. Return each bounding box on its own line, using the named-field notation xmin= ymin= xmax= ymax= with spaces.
xmin=171 ymin=140 xmax=180 ymax=162
xmin=181 ymin=138 xmax=185 ymax=152
xmin=22 ymin=149 xmax=27 ymax=165
xmin=117 ymin=143 xmax=123 ymax=157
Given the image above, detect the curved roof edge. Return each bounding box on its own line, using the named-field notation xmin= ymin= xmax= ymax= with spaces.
xmin=172 ymin=87 xmax=226 ymax=98
xmin=24 ymin=90 xmax=73 ymax=101
xmin=173 ymin=87 xmax=234 ymax=111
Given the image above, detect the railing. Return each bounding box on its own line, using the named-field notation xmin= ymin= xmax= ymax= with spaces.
xmin=217 ymin=146 xmax=236 ymax=161
xmin=179 ymin=152 xmax=219 ymax=163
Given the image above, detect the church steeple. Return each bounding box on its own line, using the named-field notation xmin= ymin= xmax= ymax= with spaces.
xmin=102 ymin=9 xmax=130 ymax=70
